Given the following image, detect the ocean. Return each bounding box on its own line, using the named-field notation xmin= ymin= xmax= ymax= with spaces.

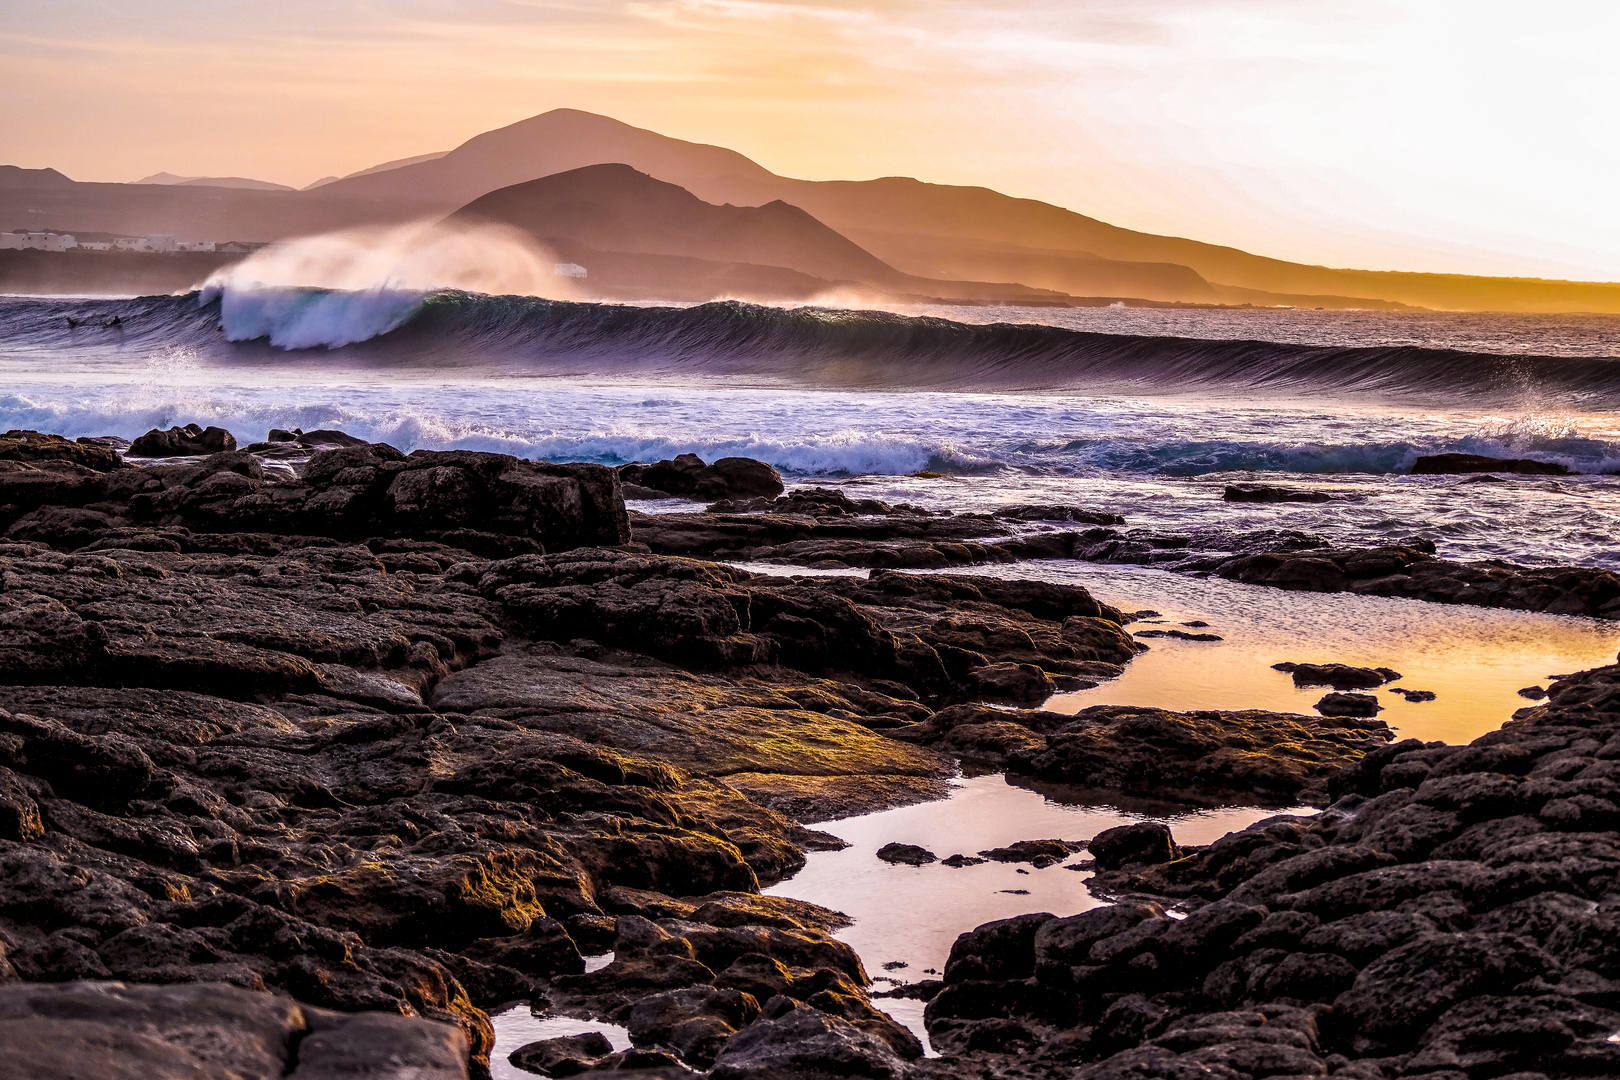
xmin=2 ymin=286 xmax=1619 ymax=570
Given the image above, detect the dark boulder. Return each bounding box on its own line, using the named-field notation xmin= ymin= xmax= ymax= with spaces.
xmin=1223 ymin=484 xmax=1334 ymax=503
xmin=1412 ymin=453 xmax=1569 ymax=475
xmin=0 ymin=430 xmax=123 ymax=472
xmin=128 ymin=424 xmax=237 ymax=457
xmin=1088 ymin=822 xmax=1178 ymax=870
xmin=1316 ymin=691 xmax=1383 ymax=717
xmin=876 ymin=842 xmax=936 ymax=866
xmin=709 ymin=1001 xmax=912 ymax=1080
xmin=621 ymin=454 xmax=784 ymax=501
xmin=1005 ymin=704 xmax=1393 ymax=805
xmin=0 ymin=980 xmax=470 ymax=1080
xmin=1274 ymin=661 xmax=1400 ymax=689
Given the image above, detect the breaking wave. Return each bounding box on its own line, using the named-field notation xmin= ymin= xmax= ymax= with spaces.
xmin=4 ymin=288 xmax=1619 ymax=408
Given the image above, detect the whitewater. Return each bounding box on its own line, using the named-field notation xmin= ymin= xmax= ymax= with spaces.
xmin=3 ymin=284 xmax=1620 ymax=569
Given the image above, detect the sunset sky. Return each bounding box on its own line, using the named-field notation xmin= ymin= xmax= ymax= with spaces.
xmin=3 ymin=0 xmax=1616 ymax=280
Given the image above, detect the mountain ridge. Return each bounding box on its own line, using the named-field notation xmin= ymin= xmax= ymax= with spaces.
xmin=3 ymin=108 xmax=1618 ymax=311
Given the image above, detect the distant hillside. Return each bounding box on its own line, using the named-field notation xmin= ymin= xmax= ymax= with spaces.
xmin=135 ymin=173 xmax=295 ymax=192
xmin=449 ymin=164 xmax=1066 ymax=303
xmin=319 ymin=110 xmax=773 ymax=207
xmin=4 ymin=108 xmax=1618 ymax=311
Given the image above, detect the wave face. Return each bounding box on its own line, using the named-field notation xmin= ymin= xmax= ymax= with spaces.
xmin=3 ymin=288 xmax=1619 ymax=408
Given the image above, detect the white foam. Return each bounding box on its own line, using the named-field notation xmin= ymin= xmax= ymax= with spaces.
xmin=199 ymin=219 xmax=574 ymax=349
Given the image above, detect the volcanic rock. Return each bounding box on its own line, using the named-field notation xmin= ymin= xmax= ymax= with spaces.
xmin=128 ymin=423 xmax=238 ymax=457
xmin=0 ymin=980 xmax=471 ymax=1080
xmin=876 ymin=843 xmax=937 ymax=866
xmin=1315 ymin=692 xmax=1384 ymax=717
xmin=1412 ymin=452 xmax=1569 ymax=475
xmin=1274 ymin=661 xmax=1400 ymax=689
xmin=0 ymin=430 xmax=124 ymax=472
xmin=1223 ymin=483 xmax=1334 ymax=503
xmin=0 ymin=445 xmax=630 ymax=553
xmin=1088 ymin=822 xmax=1179 ymax=870
xmin=620 ymin=454 xmax=785 ymax=501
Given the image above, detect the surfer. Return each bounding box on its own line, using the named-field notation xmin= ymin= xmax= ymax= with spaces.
xmin=65 ymin=316 xmax=78 ymax=327
xmin=106 ymin=315 xmax=121 ymax=327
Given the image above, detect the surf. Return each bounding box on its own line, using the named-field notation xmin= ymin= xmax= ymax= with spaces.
xmin=3 ymin=288 xmax=1619 ymax=409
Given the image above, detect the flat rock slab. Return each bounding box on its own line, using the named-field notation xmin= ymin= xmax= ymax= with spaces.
xmin=0 ymin=981 xmax=468 ymax=1080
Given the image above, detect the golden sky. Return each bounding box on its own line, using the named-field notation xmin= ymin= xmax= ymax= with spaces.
xmin=2 ymin=0 xmax=1617 ymax=279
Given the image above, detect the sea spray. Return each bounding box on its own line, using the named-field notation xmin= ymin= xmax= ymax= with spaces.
xmin=198 ymin=218 xmax=577 ymax=349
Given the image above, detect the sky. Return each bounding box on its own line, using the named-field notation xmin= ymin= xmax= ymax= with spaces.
xmin=2 ymin=0 xmax=1617 ymax=280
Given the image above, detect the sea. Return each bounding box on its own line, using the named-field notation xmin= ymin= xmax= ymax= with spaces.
xmin=3 ymin=284 xmax=1619 ymax=568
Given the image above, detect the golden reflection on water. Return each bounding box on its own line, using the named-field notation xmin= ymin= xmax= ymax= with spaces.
xmin=1042 ymin=564 xmax=1620 ymax=745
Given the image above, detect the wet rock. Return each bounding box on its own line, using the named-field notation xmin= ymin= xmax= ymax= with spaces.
xmin=1088 ymin=823 xmax=1178 ymax=870
xmin=1316 ymin=691 xmax=1384 ymax=717
xmin=129 ymin=423 xmax=238 ymax=457
xmin=619 ymin=455 xmax=785 ymax=501
xmin=1274 ymin=661 xmax=1400 ymax=689
xmin=0 ymin=980 xmax=469 ymax=1080
xmin=1412 ymin=453 xmax=1569 ymax=475
xmin=627 ymin=985 xmax=762 ymax=1066
xmin=978 ymin=839 xmax=1084 ymax=866
xmin=1132 ymin=628 xmax=1222 ymax=641
xmin=1223 ymin=484 xmax=1334 ymax=503
xmin=0 ymin=430 xmax=124 ymax=472
xmin=709 ymin=1000 xmax=912 ymax=1080
xmin=508 ymin=1030 xmax=615 ymax=1076
xmin=939 ymin=854 xmax=986 ymax=868
xmin=0 ymin=443 xmax=628 ymax=553
xmin=1519 ymin=685 xmax=1549 ymax=700
xmin=876 ymin=843 xmax=937 ymax=866
xmin=991 ymin=504 xmax=1125 ymax=525
xmin=971 ymin=661 xmax=1055 ymax=702
xmin=1004 ymin=704 xmax=1393 ymax=805
xmin=1389 ymin=688 xmax=1437 ymax=702
xmin=1215 ymin=543 xmax=1620 ymax=619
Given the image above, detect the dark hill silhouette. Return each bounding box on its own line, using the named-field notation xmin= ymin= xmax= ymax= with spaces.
xmin=322 ymin=109 xmax=775 ymax=207
xmin=450 ymin=164 xmax=897 ymax=285
xmin=0 ymin=166 xmax=76 ymax=190
xmin=448 ymin=164 xmax=1068 ymax=303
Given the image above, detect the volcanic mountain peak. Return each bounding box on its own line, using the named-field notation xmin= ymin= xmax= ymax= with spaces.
xmin=319 ymin=108 xmax=774 ymax=208
xmin=450 ymin=163 xmax=901 ymax=287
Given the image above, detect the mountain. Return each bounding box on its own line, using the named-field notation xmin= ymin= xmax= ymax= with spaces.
xmin=316 ymin=110 xmax=772 ymax=207
xmin=451 ymin=164 xmax=896 ymax=284
xmin=3 ymin=108 xmax=1618 ymax=311
xmin=0 ymin=166 xmax=76 ymax=191
xmin=448 ymin=163 xmax=1066 ymax=303
xmin=135 ymin=173 xmax=295 ymax=192
xmin=309 ymin=110 xmax=1620 ymax=311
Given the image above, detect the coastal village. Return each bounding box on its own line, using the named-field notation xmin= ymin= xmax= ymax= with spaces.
xmin=0 ymin=229 xmax=262 ymax=253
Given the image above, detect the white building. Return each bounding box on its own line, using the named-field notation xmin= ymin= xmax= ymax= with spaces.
xmin=175 ymin=240 xmax=216 ymax=252
xmin=113 ymin=234 xmax=178 ymax=253
xmin=0 ymin=231 xmax=75 ymax=250
xmin=554 ymin=262 xmax=588 ymax=279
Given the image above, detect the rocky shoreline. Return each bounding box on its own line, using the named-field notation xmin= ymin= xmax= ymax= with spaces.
xmin=0 ymin=429 xmax=1616 ymax=1079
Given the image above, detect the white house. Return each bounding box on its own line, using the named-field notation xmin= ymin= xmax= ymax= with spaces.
xmin=113 ymin=234 xmax=178 ymax=253
xmin=554 ymin=262 xmax=588 ymax=279
xmin=175 ymin=240 xmax=216 ymax=252
xmin=0 ymin=231 xmax=75 ymax=250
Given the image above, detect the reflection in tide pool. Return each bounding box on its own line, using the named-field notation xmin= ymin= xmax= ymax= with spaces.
xmin=1026 ymin=562 xmax=1620 ymax=745
xmin=767 ymin=772 xmax=1306 ymax=1047
xmin=488 ymin=1001 xmax=631 ymax=1080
